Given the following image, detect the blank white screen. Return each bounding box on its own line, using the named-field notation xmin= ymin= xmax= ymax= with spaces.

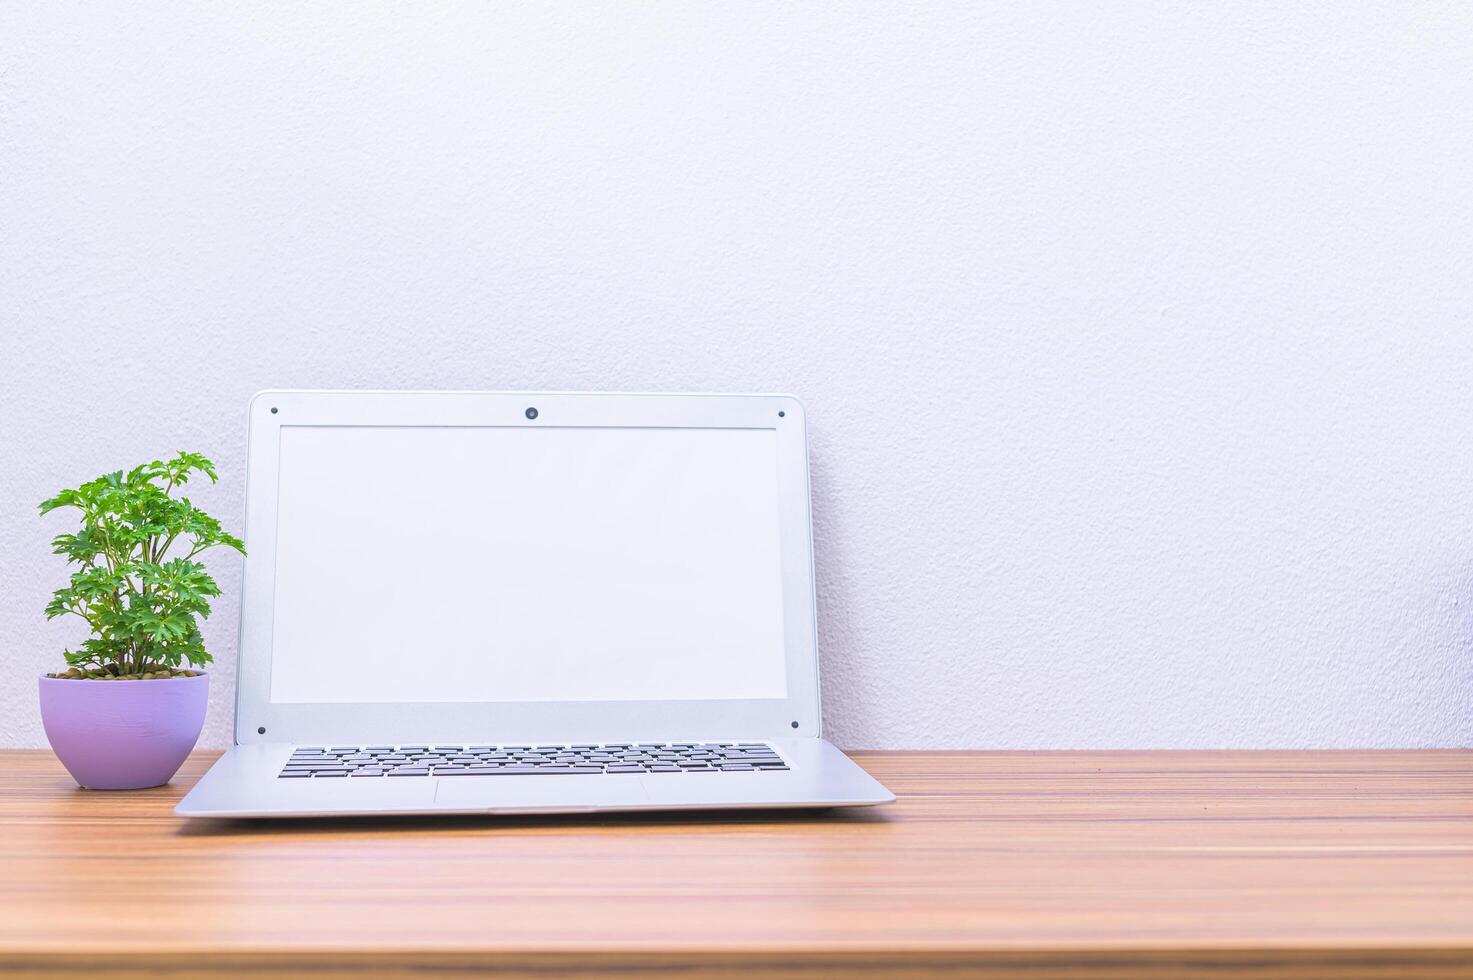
xmin=268 ymin=425 xmax=788 ymax=704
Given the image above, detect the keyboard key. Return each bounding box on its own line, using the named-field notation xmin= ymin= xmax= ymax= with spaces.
xmin=315 ymin=770 xmax=349 ymax=777
xmin=388 ymin=768 xmax=430 ymax=776
xmin=278 ymin=771 xmax=312 ymax=778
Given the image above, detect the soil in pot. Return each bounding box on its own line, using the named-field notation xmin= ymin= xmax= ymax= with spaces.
xmin=46 ymin=667 xmax=203 ymax=680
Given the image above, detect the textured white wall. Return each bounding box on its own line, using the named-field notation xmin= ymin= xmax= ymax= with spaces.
xmin=3 ymin=3 xmax=1471 ymax=750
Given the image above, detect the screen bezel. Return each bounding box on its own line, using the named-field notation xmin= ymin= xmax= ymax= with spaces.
xmin=233 ymin=390 xmax=821 ymax=745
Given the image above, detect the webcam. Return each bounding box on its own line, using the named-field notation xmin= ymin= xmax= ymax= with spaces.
xmin=524 ymin=407 xmax=539 ymax=420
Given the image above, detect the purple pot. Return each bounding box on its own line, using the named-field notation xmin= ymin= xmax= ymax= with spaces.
xmin=39 ymin=673 xmax=209 ymax=790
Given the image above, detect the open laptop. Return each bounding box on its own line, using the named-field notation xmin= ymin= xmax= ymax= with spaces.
xmin=176 ymin=390 xmax=894 ymax=817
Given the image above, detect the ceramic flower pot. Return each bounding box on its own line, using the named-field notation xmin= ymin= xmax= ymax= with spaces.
xmin=38 ymin=673 xmax=209 ymax=789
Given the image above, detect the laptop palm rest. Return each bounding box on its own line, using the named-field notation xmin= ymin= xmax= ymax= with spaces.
xmin=434 ymin=775 xmax=650 ymax=812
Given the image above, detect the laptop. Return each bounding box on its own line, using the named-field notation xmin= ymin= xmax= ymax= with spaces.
xmin=176 ymin=390 xmax=894 ymax=817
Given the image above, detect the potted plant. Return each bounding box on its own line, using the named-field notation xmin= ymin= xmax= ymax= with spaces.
xmin=37 ymin=452 xmax=244 ymax=789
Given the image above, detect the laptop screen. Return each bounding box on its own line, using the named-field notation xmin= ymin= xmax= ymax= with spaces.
xmin=266 ymin=424 xmax=789 ymax=704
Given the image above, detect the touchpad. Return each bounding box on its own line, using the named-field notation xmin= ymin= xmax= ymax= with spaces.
xmin=434 ymin=775 xmax=650 ymax=812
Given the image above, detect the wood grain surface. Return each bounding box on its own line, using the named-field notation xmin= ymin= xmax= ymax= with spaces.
xmin=0 ymin=749 xmax=1469 ymax=978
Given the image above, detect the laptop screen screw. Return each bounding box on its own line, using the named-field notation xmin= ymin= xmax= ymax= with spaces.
xmin=257 ymin=726 xmax=266 ymax=734
xmin=270 ymin=407 xmax=278 ymax=414
xmin=778 ymin=411 xmax=785 ymax=418
xmin=791 ymin=721 xmax=799 ymax=728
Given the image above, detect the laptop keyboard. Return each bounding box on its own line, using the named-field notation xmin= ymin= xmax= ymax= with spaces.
xmin=277 ymin=742 xmax=789 ymax=778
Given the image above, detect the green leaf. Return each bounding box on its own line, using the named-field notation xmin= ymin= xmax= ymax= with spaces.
xmin=38 ymin=488 xmax=85 ymax=515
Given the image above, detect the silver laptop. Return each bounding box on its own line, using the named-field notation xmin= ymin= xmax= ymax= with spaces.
xmin=176 ymin=390 xmax=894 ymax=817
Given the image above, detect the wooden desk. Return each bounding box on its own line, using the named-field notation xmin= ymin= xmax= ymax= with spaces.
xmin=0 ymin=750 xmax=1469 ymax=978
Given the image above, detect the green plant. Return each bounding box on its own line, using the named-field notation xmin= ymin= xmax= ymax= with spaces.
xmin=39 ymin=452 xmax=245 ymax=679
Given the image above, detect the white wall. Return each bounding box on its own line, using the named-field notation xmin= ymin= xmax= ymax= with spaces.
xmin=3 ymin=2 xmax=1470 ymax=750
